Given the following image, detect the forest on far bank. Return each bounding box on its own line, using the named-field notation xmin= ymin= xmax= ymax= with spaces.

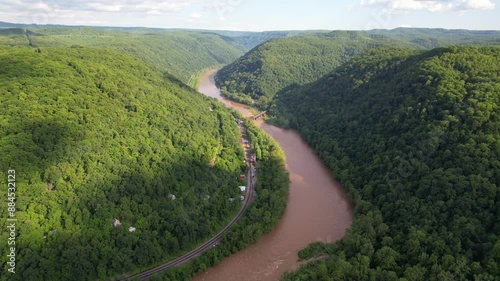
xmin=271 ymin=46 xmax=500 ymax=280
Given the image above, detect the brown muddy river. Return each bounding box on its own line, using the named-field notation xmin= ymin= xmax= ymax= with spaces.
xmin=195 ymin=69 xmax=353 ymax=281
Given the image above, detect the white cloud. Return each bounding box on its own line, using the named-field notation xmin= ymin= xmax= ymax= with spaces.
xmin=0 ymin=0 xmax=211 ymax=25
xmin=360 ymin=0 xmax=496 ymax=12
xmin=87 ymin=3 xmax=122 ymax=12
xmin=132 ymin=1 xmax=195 ymax=13
xmin=0 ymin=0 xmax=248 ymax=26
xmin=32 ymin=2 xmax=52 ymax=12
xmin=190 ymin=12 xmax=202 ymax=19
xmin=464 ymin=0 xmax=495 ymax=10
xmin=203 ymin=0 xmax=242 ymax=20
xmin=0 ymin=0 xmax=203 ymax=14
xmin=184 ymin=12 xmax=209 ymax=24
xmin=146 ymin=10 xmax=162 ymax=15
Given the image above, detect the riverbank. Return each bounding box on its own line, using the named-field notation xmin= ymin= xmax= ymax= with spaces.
xmin=193 ymin=69 xmax=353 ymax=281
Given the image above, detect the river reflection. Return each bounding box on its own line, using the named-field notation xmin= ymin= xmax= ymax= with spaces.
xmin=195 ymin=69 xmax=353 ymax=281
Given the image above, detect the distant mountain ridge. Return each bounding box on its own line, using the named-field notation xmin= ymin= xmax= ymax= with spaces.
xmin=0 ymin=25 xmax=246 ymax=84
xmin=215 ymin=28 xmax=500 ymax=107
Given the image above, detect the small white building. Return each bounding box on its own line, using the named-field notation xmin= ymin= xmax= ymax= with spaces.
xmin=240 ymin=195 xmax=244 ymax=201
xmin=168 ymin=194 xmax=177 ymax=200
xmin=128 ymin=226 xmax=136 ymax=232
xmin=113 ymin=218 xmax=121 ymax=228
xmin=239 ymin=186 xmax=246 ymax=193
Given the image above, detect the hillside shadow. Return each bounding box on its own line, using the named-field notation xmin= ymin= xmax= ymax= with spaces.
xmin=1 ymin=117 xmax=80 ymax=184
xmin=276 ymin=82 xmax=301 ymax=97
xmin=5 ymin=128 xmax=242 ymax=281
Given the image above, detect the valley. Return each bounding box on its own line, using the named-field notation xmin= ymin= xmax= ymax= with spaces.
xmin=194 ymin=69 xmax=353 ymax=281
xmin=0 ymin=13 xmax=498 ymax=281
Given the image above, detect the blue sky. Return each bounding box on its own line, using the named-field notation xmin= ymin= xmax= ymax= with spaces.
xmin=0 ymin=0 xmax=498 ymax=31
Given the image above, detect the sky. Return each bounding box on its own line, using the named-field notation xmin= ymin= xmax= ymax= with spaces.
xmin=0 ymin=0 xmax=498 ymax=31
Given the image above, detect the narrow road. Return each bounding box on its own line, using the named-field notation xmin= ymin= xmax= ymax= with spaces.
xmin=120 ymin=119 xmax=257 ymax=281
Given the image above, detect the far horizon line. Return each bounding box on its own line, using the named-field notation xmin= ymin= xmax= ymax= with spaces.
xmin=1 ymin=20 xmax=499 ymax=33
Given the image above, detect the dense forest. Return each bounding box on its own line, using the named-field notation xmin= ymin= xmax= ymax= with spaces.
xmin=214 ymin=31 xmax=422 ymax=108
xmin=149 ymin=119 xmax=290 ymax=281
xmin=215 ymin=29 xmax=500 ymax=109
xmin=0 ymin=45 xmax=252 ymax=280
xmin=2 ymin=22 xmax=499 ymax=281
xmin=271 ymin=46 xmax=500 ymax=280
xmin=0 ymin=27 xmax=246 ymax=84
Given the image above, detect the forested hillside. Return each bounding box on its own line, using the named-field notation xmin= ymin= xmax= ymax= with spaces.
xmin=215 ymin=29 xmax=500 ymax=108
xmin=0 ymin=27 xmax=245 ymax=84
xmin=0 ymin=45 xmax=248 ymax=280
xmin=214 ymin=31 xmax=421 ymax=107
xmin=0 ymin=28 xmax=33 ymax=45
xmin=273 ymin=46 xmax=500 ymax=280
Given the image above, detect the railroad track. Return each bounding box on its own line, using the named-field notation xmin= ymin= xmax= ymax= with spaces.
xmin=120 ymin=125 xmax=256 ymax=281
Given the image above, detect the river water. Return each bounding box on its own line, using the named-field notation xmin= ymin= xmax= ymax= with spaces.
xmin=195 ymin=69 xmax=353 ymax=281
